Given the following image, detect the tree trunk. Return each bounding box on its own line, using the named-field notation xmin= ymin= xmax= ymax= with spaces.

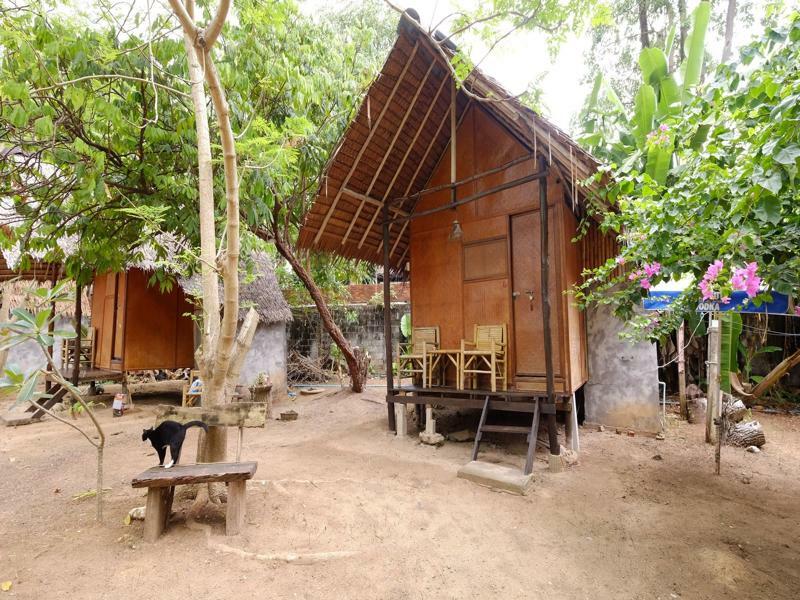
xmin=0 ymin=283 xmax=10 ymax=372
xmin=750 ymin=348 xmax=800 ymax=399
xmin=267 ymin=229 xmax=370 ymax=393
xmin=677 ymin=0 xmax=688 ymax=62
xmin=169 ymin=0 xmax=259 ymax=474
xmin=638 ymin=0 xmax=650 ymax=49
xmin=722 ymin=0 xmax=737 ymax=63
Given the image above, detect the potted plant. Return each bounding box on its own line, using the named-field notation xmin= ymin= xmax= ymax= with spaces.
xmin=250 ymin=372 xmax=273 ymax=418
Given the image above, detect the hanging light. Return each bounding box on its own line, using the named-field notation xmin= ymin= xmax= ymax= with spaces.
xmin=448 ymin=219 xmax=463 ymax=241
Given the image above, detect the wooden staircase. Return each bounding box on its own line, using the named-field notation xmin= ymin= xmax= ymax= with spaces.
xmin=471 ymin=395 xmax=542 ymax=475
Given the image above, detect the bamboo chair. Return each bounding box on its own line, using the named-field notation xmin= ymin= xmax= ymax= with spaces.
xmin=460 ymin=324 xmax=507 ymax=392
xmin=397 ymin=326 xmax=439 ymax=387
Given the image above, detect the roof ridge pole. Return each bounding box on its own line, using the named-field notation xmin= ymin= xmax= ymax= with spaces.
xmin=538 ymin=155 xmax=561 ymax=471
xmin=450 ymin=75 xmax=457 ymax=208
xmin=313 ymin=42 xmax=421 ymax=246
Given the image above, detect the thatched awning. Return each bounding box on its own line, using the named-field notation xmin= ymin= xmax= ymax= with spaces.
xmin=180 ymin=252 xmax=292 ymax=325
xmin=298 ymin=11 xmax=601 ymax=269
xmin=0 ymin=255 xmax=62 ymax=283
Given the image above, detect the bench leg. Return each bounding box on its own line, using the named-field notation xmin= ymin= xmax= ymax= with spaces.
xmin=226 ymin=480 xmax=247 ymax=536
xmin=144 ymin=486 xmax=173 ymax=542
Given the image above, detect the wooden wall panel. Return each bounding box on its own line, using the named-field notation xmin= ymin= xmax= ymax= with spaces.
xmin=90 ymin=273 xmax=108 ymax=369
xmin=409 ymin=227 xmax=463 ymax=349
xmin=408 ymin=102 xmax=586 ymax=393
xmin=562 ymin=202 xmax=588 ymax=391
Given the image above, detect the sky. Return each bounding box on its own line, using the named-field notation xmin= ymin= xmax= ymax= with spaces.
xmin=60 ymin=0 xmax=796 ymax=132
xmin=399 ymin=0 xmax=778 ymax=132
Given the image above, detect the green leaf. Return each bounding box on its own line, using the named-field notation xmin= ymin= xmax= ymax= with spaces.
xmin=682 ymin=1 xmax=711 ymax=103
xmin=10 ymin=105 xmax=28 ymax=128
xmin=15 ymin=372 xmax=39 ymax=407
xmin=34 ymin=115 xmax=54 ymax=137
xmin=632 ymin=84 xmax=656 ymax=147
xmin=754 ymin=195 xmax=782 ymax=225
xmin=774 ymin=144 xmax=800 ymax=165
xmin=645 ymin=143 xmax=672 ymax=185
xmin=752 ymin=169 xmax=783 ymax=195
xmin=720 ymin=312 xmax=742 ymax=394
xmin=639 ymin=47 xmax=669 ymax=86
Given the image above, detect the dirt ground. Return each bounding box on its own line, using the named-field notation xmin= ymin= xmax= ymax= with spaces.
xmin=1 ymin=388 xmax=798 ymax=600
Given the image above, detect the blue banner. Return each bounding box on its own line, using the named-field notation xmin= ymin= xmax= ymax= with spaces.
xmin=643 ymin=291 xmax=790 ymax=314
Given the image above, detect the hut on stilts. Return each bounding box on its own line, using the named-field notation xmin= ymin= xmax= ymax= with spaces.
xmin=297 ymin=10 xmax=661 ymax=474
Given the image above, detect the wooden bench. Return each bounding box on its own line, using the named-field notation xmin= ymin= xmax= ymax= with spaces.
xmin=132 ymin=461 xmax=257 ymax=541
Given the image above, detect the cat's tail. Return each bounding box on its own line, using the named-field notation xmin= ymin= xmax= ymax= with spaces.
xmin=183 ymin=420 xmax=209 ymax=432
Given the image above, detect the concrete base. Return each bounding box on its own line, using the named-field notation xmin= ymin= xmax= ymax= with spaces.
xmin=457 ymin=461 xmax=533 ymax=495
xmin=1 ymin=411 xmax=40 ymax=427
xmin=548 ymin=453 xmax=565 ymax=473
xmin=419 ymin=431 xmax=444 ymax=445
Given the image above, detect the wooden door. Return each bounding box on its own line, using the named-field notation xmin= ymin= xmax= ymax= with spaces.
xmin=510 ymin=209 xmax=562 ymax=378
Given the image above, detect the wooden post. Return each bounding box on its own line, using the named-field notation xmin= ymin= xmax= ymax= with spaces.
xmin=706 ymin=318 xmax=721 ymax=444
xmin=225 ymin=480 xmax=246 ymax=536
xmin=538 ymin=158 xmax=561 ymax=469
xmin=46 ymin=279 xmax=56 ymax=395
xmin=71 ymin=282 xmax=82 ymax=387
xmin=678 ymin=320 xmax=688 ymax=420
xmin=383 ymin=200 xmax=396 ymax=432
xmin=450 ymin=76 xmax=457 ymax=206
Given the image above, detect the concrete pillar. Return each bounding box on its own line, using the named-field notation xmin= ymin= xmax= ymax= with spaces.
xmin=419 ymin=405 xmax=444 ymax=445
xmin=394 ymin=402 xmax=408 ymax=437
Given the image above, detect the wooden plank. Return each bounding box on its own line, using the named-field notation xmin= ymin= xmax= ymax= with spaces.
xmin=480 ymin=424 xmax=531 ymax=434
xmin=226 ymin=480 xmax=247 ymax=536
xmin=143 ymin=487 xmax=170 ymax=542
xmin=313 ymin=42 xmax=420 ymax=245
xmin=132 ymin=461 xmax=257 ymax=488
xmin=154 ymin=403 xmax=267 ymax=428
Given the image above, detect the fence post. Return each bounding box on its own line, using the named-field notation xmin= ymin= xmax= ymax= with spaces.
xmin=705 ymin=318 xmax=721 ymax=444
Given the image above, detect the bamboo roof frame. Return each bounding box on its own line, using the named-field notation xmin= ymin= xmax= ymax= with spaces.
xmin=298 ymin=11 xmax=601 ymax=270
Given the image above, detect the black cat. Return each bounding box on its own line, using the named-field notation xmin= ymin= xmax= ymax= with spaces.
xmin=142 ymin=420 xmax=208 ymax=468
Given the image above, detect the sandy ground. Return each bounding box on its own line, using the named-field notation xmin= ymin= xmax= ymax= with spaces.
xmin=1 ymin=388 xmax=799 ymax=600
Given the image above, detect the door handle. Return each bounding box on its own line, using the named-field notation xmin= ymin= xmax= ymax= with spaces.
xmin=512 ymin=291 xmax=520 ymax=299
xmin=525 ymin=290 xmax=534 ymax=301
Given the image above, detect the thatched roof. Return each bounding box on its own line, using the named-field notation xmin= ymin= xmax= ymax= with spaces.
xmin=0 ymin=254 xmax=63 ymax=283
xmin=180 ymin=252 xmax=292 ymax=325
xmin=298 ymin=10 xmax=601 ymax=269
xmin=2 ymin=279 xmax=91 ymax=318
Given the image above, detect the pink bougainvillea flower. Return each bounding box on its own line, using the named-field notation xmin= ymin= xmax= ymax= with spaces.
xmin=615 ymin=255 xmax=626 ymax=265
xmin=794 ymin=305 xmax=800 ymax=317
xmin=721 ymin=296 xmax=731 ymax=304
xmin=699 ymin=278 xmax=715 ymax=301
xmin=629 ymin=269 xmax=643 ymax=281
xmin=643 ymin=262 xmax=661 ymax=278
xmin=705 ymin=260 xmax=724 ymax=280
xmin=731 ymin=262 xmax=761 ymax=298
xmin=730 ymin=272 xmax=746 ymax=291
xmin=659 ymin=124 xmax=669 ymax=132
xmin=640 ymin=279 xmax=652 ymax=290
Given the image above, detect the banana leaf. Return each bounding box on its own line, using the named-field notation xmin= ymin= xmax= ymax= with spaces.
xmin=720 ymin=312 xmax=742 ymax=393
xmin=632 ymin=84 xmax=656 ymax=148
xmin=681 ymin=1 xmax=711 ymax=103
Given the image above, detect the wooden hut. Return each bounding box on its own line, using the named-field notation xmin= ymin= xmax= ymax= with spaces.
xmin=90 ymin=269 xmax=195 ymax=372
xmin=297 ymin=11 xmax=633 ymax=471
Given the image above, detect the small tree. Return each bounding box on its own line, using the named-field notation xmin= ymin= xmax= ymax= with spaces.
xmin=0 ymin=282 xmax=106 ymax=521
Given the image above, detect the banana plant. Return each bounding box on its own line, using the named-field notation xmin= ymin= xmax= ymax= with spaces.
xmin=579 ymin=1 xmax=711 ymax=185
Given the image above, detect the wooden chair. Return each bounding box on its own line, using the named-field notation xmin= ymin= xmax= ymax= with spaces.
xmin=460 ymin=324 xmax=507 ymax=392
xmin=397 ymin=326 xmax=439 ymax=387
xmin=61 ymin=328 xmax=94 ymax=372
xmin=181 ymin=370 xmax=202 ymax=407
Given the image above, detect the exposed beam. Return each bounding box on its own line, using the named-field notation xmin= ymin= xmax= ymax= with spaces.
xmin=390 ymin=151 xmax=536 ymax=206
xmin=379 ymin=74 xmax=449 ymax=209
xmin=386 ymin=167 xmax=548 ymax=226
xmin=341 ymin=187 xmax=410 ymax=217
xmin=312 ymin=42 xmax=420 ymax=245
xmin=342 ymin=58 xmax=435 ymax=246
